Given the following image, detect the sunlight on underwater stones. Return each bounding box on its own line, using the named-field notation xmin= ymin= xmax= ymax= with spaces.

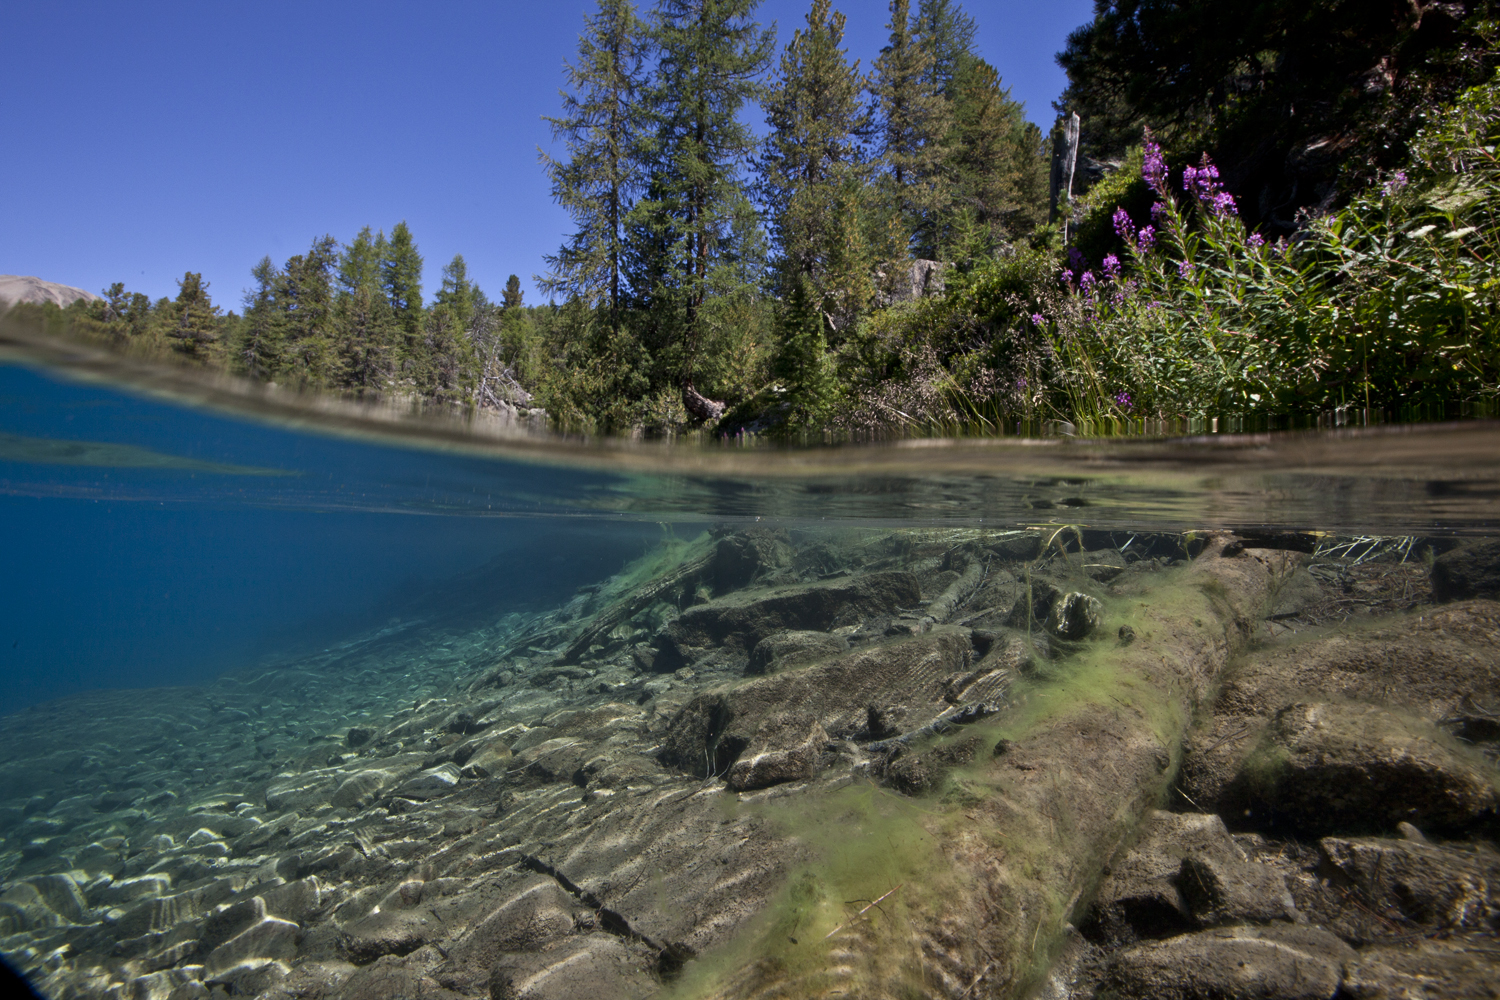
xmin=0 ymin=523 xmax=1496 ymax=1000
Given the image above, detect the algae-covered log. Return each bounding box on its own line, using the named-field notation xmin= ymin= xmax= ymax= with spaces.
xmin=680 ymin=534 xmax=1295 ymax=1000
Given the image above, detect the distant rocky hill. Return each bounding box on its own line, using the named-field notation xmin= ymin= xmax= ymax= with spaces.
xmin=0 ymin=274 xmax=99 ymax=309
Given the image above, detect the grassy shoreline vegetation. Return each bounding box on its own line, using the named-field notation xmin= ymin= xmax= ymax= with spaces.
xmin=8 ymin=0 xmax=1500 ymax=442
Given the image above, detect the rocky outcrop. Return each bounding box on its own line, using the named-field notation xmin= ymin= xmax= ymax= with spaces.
xmin=0 ymin=275 xmax=98 ymax=310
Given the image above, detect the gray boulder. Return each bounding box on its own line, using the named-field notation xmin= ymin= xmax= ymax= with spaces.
xmin=1103 ymin=924 xmax=1354 ymax=1000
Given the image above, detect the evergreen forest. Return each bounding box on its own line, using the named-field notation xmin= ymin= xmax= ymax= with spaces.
xmin=15 ymin=0 xmax=1500 ymax=439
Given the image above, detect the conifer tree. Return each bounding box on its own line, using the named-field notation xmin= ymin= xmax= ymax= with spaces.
xmin=336 ymin=228 xmax=396 ymax=390
xmin=276 ymin=235 xmax=340 ymax=385
xmin=949 ymin=57 xmax=1048 ymax=248
xmin=872 ymin=0 xmax=953 ymax=260
xmin=914 ymin=0 xmax=975 ymax=97
xmin=239 ymin=256 xmax=282 ymax=379
xmin=758 ymin=0 xmax=874 ymax=326
xmin=634 ymin=0 xmax=774 ymax=409
xmin=502 ymin=274 xmax=524 ymax=309
xmin=167 ymin=272 xmax=222 ymax=360
xmin=380 ymin=221 xmax=425 ymax=371
xmin=540 ymin=0 xmax=650 ymax=333
xmin=772 ymin=276 xmax=837 ymax=435
xmin=436 ymin=254 xmax=477 ymax=333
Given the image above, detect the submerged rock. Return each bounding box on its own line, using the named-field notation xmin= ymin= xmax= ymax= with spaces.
xmin=1431 ymin=539 xmax=1500 ymax=601
xmin=1102 ymin=924 xmax=1354 ymax=1000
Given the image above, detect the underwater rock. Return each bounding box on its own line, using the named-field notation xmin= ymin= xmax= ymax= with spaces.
xmin=711 ymin=528 xmax=793 ymax=592
xmin=394 ymin=763 xmax=461 ymax=800
xmin=1211 ymin=600 xmax=1500 ymax=726
xmin=1341 ymin=935 xmax=1500 ymax=999
xmin=330 ymin=768 xmax=399 ymax=809
xmin=487 ymin=932 xmax=657 ymax=1000
xmin=726 ymin=713 xmax=827 ymax=791
xmin=1194 ymin=701 xmax=1499 ymax=834
xmin=1047 ymin=591 xmax=1103 ymax=640
xmin=345 ymin=726 xmax=374 ymax=748
xmin=1084 ymin=811 xmax=1244 ymax=945
xmin=660 ymin=628 xmax=974 ymax=777
xmin=744 ymin=630 xmax=848 ymax=675
xmin=1102 ymin=924 xmax=1353 ymax=1000
xmin=1318 ymin=836 xmax=1500 ymax=932
xmin=882 ymin=733 xmax=983 ymax=796
xmin=1176 ymin=851 xmax=1298 ymax=927
xmin=1431 ymin=539 xmax=1500 ymax=601
xmin=653 ymin=571 xmax=921 ymax=670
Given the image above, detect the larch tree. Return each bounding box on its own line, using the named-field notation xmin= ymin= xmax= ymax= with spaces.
xmin=948 ymin=56 xmax=1049 ymax=250
xmin=872 ymin=0 xmax=953 ymax=261
xmin=336 ymin=227 xmax=396 ymax=391
xmin=758 ymin=0 xmax=875 ymax=330
xmin=380 ymin=221 xmax=425 ymax=372
xmin=540 ymin=0 xmax=651 ymax=335
xmin=636 ymin=0 xmax=774 ymax=415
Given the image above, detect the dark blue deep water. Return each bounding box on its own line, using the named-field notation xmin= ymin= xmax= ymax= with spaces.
xmin=0 ymin=364 xmax=661 ymax=712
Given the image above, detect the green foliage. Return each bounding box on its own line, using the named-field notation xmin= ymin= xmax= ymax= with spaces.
xmin=1070 ymin=145 xmax=1151 ymax=267
xmin=540 ymin=0 xmax=651 ymax=325
xmin=1048 ymin=74 xmax=1500 ymax=425
xmin=1057 ymin=0 xmax=1500 ymax=228
xmin=166 ymin=272 xmax=222 ymax=361
xmin=772 ymin=278 xmax=839 ymax=435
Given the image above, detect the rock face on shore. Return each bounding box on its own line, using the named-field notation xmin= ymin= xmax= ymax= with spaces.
xmin=0 ymin=526 xmax=1493 ymax=1000
xmin=0 ymin=276 xmax=98 ymax=310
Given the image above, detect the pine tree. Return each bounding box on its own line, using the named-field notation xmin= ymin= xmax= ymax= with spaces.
xmin=758 ymin=0 xmax=875 ymax=327
xmin=540 ymin=0 xmax=650 ymax=334
xmin=167 ymin=272 xmax=221 ymax=361
xmin=635 ymin=0 xmax=774 ymax=410
xmin=502 ymin=274 xmax=524 ymax=310
xmin=872 ymin=0 xmax=953 ymax=260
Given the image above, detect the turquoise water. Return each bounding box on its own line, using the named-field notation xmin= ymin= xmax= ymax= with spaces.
xmin=0 ymin=352 xmax=1497 ymax=1000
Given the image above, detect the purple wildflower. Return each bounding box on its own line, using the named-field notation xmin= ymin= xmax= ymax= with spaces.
xmin=1183 ymin=156 xmax=1238 ymax=217
xmin=1114 ymin=391 xmax=1133 ymax=410
xmin=1137 ymin=225 xmax=1156 ymax=251
xmin=1102 ymin=254 xmax=1121 ymax=279
xmin=1177 ymin=259 xmax=1194 ymax=279
xmin=1017 ymin=377 xmax=1028 ymax=389
xmin=1061 ymin=269 xmax=1074 ymax=284
xmin=1382 ymin=170 xmax=1409 ymax=196
xmin=1030 ymin=313 xmax=1046 ymax=327
xmin=1210 ymin=191 xmax=1237 ymax=217
xmin=1079 ymin=271 xmax=1096 ymax=290
xmin=1142 ymin=136 xmax=1169 ymax=196
xmin=1112 ymin=207 xmax=1135 ymax=242
xmin=1247 ymin=232 xmax=1265 ymax=248
xmin=1067 ymin=247 xmax=1087 ymax=271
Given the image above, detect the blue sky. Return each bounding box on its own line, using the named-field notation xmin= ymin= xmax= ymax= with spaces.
xmin=2 ymin=0 xmax=1092 ymax=311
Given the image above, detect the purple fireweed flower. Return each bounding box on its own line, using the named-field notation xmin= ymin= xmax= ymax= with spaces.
xmin=1102 ymin=254 xmax=1121 ymax=279
xmin=1067 ymin=247 xmax=1087 ymax=271
xmin=1142 ymin=137 xmax=1169 ymax=196
xmin=1079 ymin=271 xmax=1096 ymax=290
xmin=1031 ymin=313 xmax=1046 ymax=327
xmin=1183 ymin=156 xmax=1238 ymax=217
xmin=1211 ymin=191 xmax=1237 ymax=217
xmin=1112 ymin=207 xmax=1135 ymax=242
xmin=1017 ymin=377 xmax=1028 ymax=389
xmin=1115 ymin=391 xmax=1132 ymax=410
xmin=1247 ymin=232 xmax=1265 ymax=248
xmin=1177 ymin=259 xmax=1195 ymax=279
xmin=1061 ymin=269 xmax=1074 ymax=284
xmin=1137 ymin=225 xmax=1156 ymax=251
xmin=1383 ymin=170 xmax=1409 ymax=196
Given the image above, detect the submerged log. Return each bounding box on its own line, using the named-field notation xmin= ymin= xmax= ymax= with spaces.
xmin=689 ymin=533 xmax=1296 ymax=999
